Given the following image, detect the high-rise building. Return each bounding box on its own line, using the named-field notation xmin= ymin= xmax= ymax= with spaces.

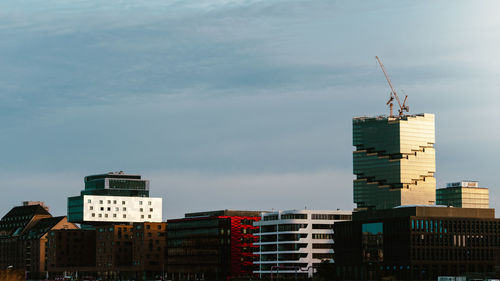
xmin=253 ymin=209 xmax=352 ymax=278
xmin=353 ymin=113 xmax=436 ymax=209
xmin=437 ymin=181 xmax=489 ymax=208
xmin=68 ymin=172 xmax=162 ymax=224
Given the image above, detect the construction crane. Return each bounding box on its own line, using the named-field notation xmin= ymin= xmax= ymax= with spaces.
xmin=375 ymin=56 xmax=409 ymax=117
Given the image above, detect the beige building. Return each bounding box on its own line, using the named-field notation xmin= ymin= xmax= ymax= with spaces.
xmin=436 ymin=181 xmax=489 ymax=208
xmin=353 ymin=113 xmax=436 ymax=209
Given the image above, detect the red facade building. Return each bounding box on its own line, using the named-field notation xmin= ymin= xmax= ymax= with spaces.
xmin=167 ymin=210 xmax=261 ymax=281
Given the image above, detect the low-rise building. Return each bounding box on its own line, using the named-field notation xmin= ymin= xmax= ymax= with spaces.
xmin=0 ymin=202 xmax=77 ymax=279
xmin=132 ymin=222 xmax=168 ymax=280
xmin=167 ymin=210 xmax=261 ymax=281
xmin=334 ymin=206 xmax=500 ymax=280
xmin=254 ymin=209 xmax=352 ymax=278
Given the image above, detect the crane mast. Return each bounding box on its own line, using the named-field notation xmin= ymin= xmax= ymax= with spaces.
xmin=375 ymin=56 xmax=409 ymax=117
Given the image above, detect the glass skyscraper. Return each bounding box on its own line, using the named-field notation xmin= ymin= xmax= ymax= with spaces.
xmin=352 ymin=113 xmax=436 ymax=209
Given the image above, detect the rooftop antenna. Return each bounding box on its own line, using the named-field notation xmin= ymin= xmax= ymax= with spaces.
xmin=375 ymin=56 xmax=409 ymax=117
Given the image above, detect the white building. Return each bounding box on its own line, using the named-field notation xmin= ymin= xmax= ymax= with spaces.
xmin=68 ymin=172 xmax=163 ymax=224
xmin=254 ymin=209 xmax=352 ymax=278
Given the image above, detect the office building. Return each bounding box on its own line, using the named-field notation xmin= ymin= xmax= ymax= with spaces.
xmin=68 ymin=172 xmax=162 ymax=224
xmin=353 ymin=113 xmax=436 ymax=209
xmin=167 ymin=210 xmax=261 ymax=281
xmin=437 ymin=181 xmax=489 ymax=208
xmin=254 ymin=210 xmax=352 ymax=278
xmin=334 ymin=206 xmax=500 ymax=280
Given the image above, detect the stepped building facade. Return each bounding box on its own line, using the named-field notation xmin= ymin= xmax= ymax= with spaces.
xmin=353 ymin=113 xmax=436 ymax=209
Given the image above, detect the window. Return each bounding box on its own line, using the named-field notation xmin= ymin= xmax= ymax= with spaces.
xmin=113 ymin=214 xmax=117 ymax=218
xmin=123 ymin=214 xmax=126 ymax=218
xmin=89 ymin=206 xmax=93 ymax=210
xmin=281 ymin=213 xmax=307 ymax=220
xmin=105 ymin=214 xmax=108 ymax=218
xmin=99 ymin=214 xmax=102 ymax=218
xmin=99 ymin=200 xmax=103 ymax=204
xmin=139 ymin=201 xmax=143 ymax=205
xmin=115 ymin=207 xmax=119 ymax=211
xmin=92 ymin=213 xmax=95 ymax=217
xmin=123 ymin=207 xmax=127 ymax=211
xmin=87 ymin=199 xmax=92 ymax=203
xmin=107 ymin=207 xmax=111 ymax=211
xmin=148 ymin=201 xmax=152 ymax=205
xmin=113 ymin=200 xmax=117 ymax=204
xmin=150 ymin=208 xmax=153 ymax=212
xmin=100 ymin=207 xmax=104 ymax=211
xmin=107 ymin=200 xmax=111 ymax=204
xmin=148 ymin=215 xmax=151 ymax=219
xmin=140 ymin=208 xmax=143 ymax=212
xmin=122 ymin=201 xmax=125 ymax=205
xmin=141 ymin=215 xmax=144 ymax=219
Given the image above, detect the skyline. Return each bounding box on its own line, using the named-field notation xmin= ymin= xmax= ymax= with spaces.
xmin=0 ymin=0 xmax=499 ymax=219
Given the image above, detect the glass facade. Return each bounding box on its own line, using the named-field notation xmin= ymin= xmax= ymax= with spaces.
xmin=353 ymin=113 xmax=436 ymax=209
xmin=436 ymin=186 xmax=489 ymax=208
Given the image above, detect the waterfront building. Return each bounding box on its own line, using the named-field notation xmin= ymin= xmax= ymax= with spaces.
xmin=46 ymin=229 xmax=97 ymax=277
xmin=67 ymin=171 xmax=162 ymax=224
xmin=132 ymin=222 xmax=168 ymax=280
xmin=334 ymin=206 xmax=500 ymax=280
xmin=167 ymin=210 xmax=261 ymax=281
xmin=0 ymin=202 xmax=77 ymax=279
xmin=253 ymin=209 xmax=352 ymax=278
xmin=353 ymin=113 xmax=436 ymax=209
xmin=437 ymin=181 xmax=489 ymax=208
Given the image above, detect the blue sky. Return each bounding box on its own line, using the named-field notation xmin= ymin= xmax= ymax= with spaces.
xmin=0 ymin=0 xmax=498 ymax=219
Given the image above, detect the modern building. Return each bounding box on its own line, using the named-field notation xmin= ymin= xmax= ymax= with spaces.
xmin=167 ymin=210 xmax=261 ymax=281
xmin=0 ymin=202 xmax=78 ymax=279
xmin=68 ymin=172 xmax=162 ymax=224
xmin=254 ymin=209 xmax=352 ymax=278
xmin=437 ymin=181 xmax=489 ymax=209
xmin=353 ymin=113 xmax=436 ymax=210
xmin=334 ymin=206 xmax=500 ymax=280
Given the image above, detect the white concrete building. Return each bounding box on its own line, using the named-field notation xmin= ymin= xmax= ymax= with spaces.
xmin=254 ymin=209 xmax=352 ymax=278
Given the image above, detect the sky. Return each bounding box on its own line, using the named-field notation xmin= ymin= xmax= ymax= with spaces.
xmin=0 ymin=0 xmax=499 ymax=219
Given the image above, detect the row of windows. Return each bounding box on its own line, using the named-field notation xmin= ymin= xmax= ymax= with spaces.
xmin=89 ymin=206 xmax=154 ymax=212
xmin=87 ymin=199 xmax=153 ymax=205
xmin=91 ymin=213 xmax=153 ymax=219
xmin=312 ymin=214 xmax=352 ymax=220
xmin=312 ymin=233 xmax=333 ymax=239
xmin=262 ymin=213 xmax=352 ymax=221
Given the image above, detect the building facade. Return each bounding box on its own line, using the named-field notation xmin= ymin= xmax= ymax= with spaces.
xmin=68 ymin=172 xmax=162 ymax=224
xmin=353 ymin=113 xmax=436 ymax=209
xmin=254 ymin=210 xmax=352 ymax=278
xmin=0 ymin=203 xmax=78 ymax=279
xmin=132 ymin=222 xmax=168 ymax=280
xmin=167 ymin=210 xmax=261 ymax=281
xmin=334 ymin=206 xmax=500 ymax=280
xmin=437 ymin=181 xmax=489 ymax=208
